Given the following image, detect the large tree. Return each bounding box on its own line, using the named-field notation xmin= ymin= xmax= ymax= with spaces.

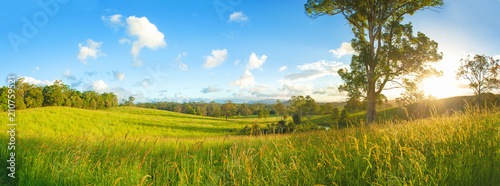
xmin=305 ymin=0 xmax=443 ymax=123
xmin=272 ymin=100 xmax=287 ymax=120
xmin=25 ymin=86 xmax=44 ymax=108
xmin=42 ymin=79 xmax=67 ymax=106
xmin=457 ymin=54 xmax=500 ymax=108
xmin=238 ymin=103 xmax=252 ymax=117
xmin=304 ymin=95 xmax=318 ymax=118
xmin=289 ymin=95 xmax=307 ymax=119
xmin=221 ymin=100 xmax=237 ymax=120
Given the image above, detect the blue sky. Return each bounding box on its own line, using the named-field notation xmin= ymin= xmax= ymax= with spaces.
xmin=1 ymin=0 xmax=499 ymax=103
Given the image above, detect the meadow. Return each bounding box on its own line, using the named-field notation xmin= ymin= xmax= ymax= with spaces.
xmin=1 ymin=106 xmax=500 ymax=185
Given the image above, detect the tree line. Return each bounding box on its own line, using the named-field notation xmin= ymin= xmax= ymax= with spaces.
xmin=1 ymin=77 xmax=358 ymax=127
xmin=0 ymin=78 xmax=118 ymax=111
xmin=134 ymin=100 xmax=275 ymax=120
xmin=134 ymin=95 xmax=352 ymax=122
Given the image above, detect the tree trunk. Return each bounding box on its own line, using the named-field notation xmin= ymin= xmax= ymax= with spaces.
xmin=366 ymin=70 xmax=377 ymax=124
xmin=366 ymin=94 xmax=377 ymax=124
xmin=477 ymin=90 xmax=481 ymax=111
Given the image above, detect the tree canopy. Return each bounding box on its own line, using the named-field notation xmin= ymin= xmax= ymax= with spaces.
xmin=305 ymin=0 xmax=443 ymax=123
xmin=0 ymin=77 xmax=118 ymax=112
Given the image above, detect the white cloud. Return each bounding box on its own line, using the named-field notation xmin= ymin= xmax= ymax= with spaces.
xmin=126 ymin=16 xmax=167 ymax=67
xmin=228 ymin=11 xmax=248 ymax=23
xmin=203 ymin=49 xmax=228 ymax=69
xmin=280 ymin=82 xmax=313 ymax=96
xmin=137 ymin=79 xmax=151 ymax=87
xmin=119 ymin=38 xmax=131 ymax=44
xmin=110 ymin=87 xmax=145 ymax=102
xmin=313 ymin=85 xmax=343 ymax=96
xmin=201 ymin=86 xmax=223 ymax=93
xmin=62 ymin=69 xmax=70 ymax=77
xmin=22 ymin=77 xmax=55 ymax=86
xmin=234 ymin=60 xmax=240 ymax=65
xmin=179 ymin=64 xmax=188 ymax=71
xmin=176 ymin=53 xmax=188 ymax=71
xmin=250 ymin=85 xmax=267 ymax=94
xmin=102 ymin=14 xmax=124 ymax=30
xmin=494 ymin=55 xmax=500 ymax=60
xmin=114 ymin=71 xmax=125 ymax=81
xmin=329 ymin=42 xmax=355 ymax=58
xmin=246 ymin=52 xmax=267 ymax=70
xmin=230 ymin=70 xmax=255 ymax=89
xmin=109 ymin=14 xmax=122 ymax=23
xmin=33 ymin=67 xmax=39 ymax=73
xmin=284 ymin=60 xmax=348 ymax=82
xmin=279 ymin=66 xmax=287 ymax=72
xmin=284 ymin=70 xmax=326 ymax=81
xmin=62 ymin=69 xmax=76 ymax=81
xmin=86 ymin=80 xmax=109 ymax=93
xmin=77 ymin=39 xmax=105 ymax=64
xmin=174 ymin=92 xmax=188 ymax=103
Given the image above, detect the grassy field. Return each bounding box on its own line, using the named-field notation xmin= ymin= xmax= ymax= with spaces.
xmin=1 ymin=106 xmax=500 ymax=185
xmin=2 ymin=106 xmax=264 ymax=138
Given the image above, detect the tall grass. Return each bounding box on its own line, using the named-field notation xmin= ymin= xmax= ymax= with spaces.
xmin=1 ymin=106 xmax=499 ymax=185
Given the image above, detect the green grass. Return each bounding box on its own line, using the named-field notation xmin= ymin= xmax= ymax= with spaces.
xmin=1 ymin=106 xmax=500 ymax=185
xmin=4 ymin=106 xmax=264 ymax=138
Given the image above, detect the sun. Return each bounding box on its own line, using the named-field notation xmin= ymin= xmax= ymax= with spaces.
xmin=421 ymin=76 xmax=457 ymax=99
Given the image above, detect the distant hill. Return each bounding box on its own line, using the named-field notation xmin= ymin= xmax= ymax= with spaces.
xmin=247 ymin=99 xmax=347 ymax=106
xmin=246 ymin=99 xmax=279 ymax=104
xmin=310 ymin=94 xmax=496 ymax=126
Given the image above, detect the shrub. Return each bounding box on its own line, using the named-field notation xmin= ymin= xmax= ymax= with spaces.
xmin=292 ymin=113 xmax=301 ymax=125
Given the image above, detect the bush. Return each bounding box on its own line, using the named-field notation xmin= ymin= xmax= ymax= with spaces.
xmin=283 ymin=114 xmax=288 ymax=120
xmin=331 ymin=108 xmax=340 ymax=121
xmin=267 ymin=120 xmax=288 ymax=134
xmin=286 ymin=122 xmax=296 ymax=133
xmin=339 ymin=109 xmax=350 ymax=125
xmin=240 ymin=121 xmax=261 ymax=136
xmin=296 ymin=120 xmax=321 ymax=132
xmin=292 ymin=113 xmax=301 ymax=125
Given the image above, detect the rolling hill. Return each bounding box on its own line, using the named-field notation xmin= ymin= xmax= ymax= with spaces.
xmin=1 ymin=106 xmax=258 ymax=138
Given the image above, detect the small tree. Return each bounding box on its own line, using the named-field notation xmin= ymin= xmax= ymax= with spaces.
xmin=457 ymin=54 xmax=500 ymax=108
xmin=273 ymin=99 xmax=287 ymax=120
xmin=339 ymin=109 xmax=350 ymax=125
xmin=292 ymin=113 xmax=302 ymax=125
xmin=330 ymin=108 xmax=340 ymax=121
xmin=396 ymin=80 xmax=425 ymax=106
xmin=258 ymin=108 xmax=263 ymax=119
xmin=263 ymin=108 xmax=270 ymax=119
xmin=304 ymin=95 xmax=317 ymax=118
xmin=128 ymin=96 xmax=135 ymax=106
xmin=344 ymin=97 xmax=361 ymax=112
